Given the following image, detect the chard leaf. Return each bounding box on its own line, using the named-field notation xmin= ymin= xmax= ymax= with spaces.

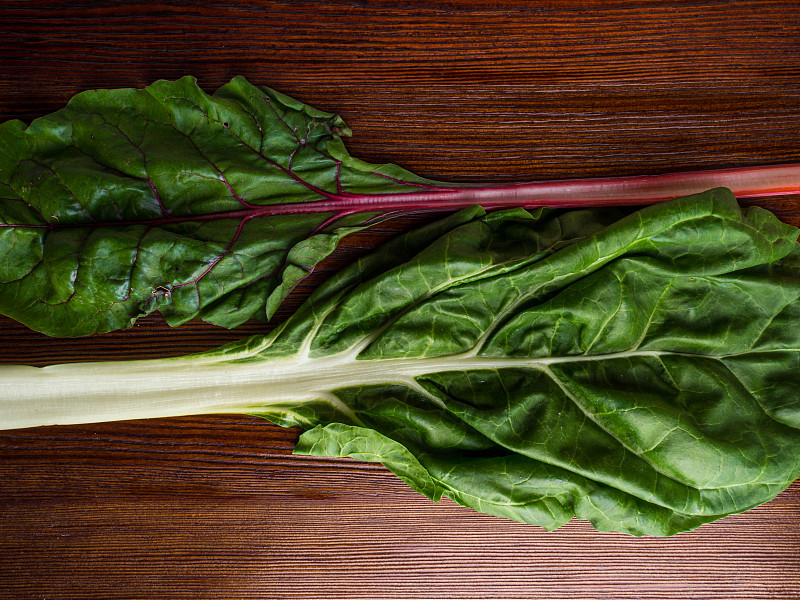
xmin=8 ymin=188 xmax=798 ymax=535
xmin=4 ymin=76 xmax=799 ymax=340
xmin=0 ymin=76 xmax=435 ymax=336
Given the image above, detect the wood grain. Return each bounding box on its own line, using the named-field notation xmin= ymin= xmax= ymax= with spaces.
xmin=1 ymin=1 xmax=800 ymax=598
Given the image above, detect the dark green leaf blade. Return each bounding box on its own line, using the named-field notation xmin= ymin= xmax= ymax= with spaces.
xmin=0 ymin=76 xmax=435 ymax=336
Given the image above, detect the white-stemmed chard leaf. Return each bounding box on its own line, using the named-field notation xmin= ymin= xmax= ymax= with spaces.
xmin=3 ymin=190 xmax=800 ymax=536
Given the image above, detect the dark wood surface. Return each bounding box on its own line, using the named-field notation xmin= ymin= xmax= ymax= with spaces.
xmin=1 ymin=2 xmax=800 ymax=598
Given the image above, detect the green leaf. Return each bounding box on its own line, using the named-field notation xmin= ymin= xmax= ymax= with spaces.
xmin=0 ymin=76 xmax=435 ymax=336
xmin=3 ymin=189 xmax=800 ymax=535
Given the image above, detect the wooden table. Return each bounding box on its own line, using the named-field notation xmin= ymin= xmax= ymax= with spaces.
xmin=1 ymin=2 xmax=799 ymax=598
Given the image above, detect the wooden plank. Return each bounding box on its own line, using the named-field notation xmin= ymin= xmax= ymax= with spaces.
xmin=1 ymin=1 xmax=799 ymax=598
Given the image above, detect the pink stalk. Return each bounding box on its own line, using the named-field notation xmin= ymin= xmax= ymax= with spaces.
xmin=289 ymin=162 xmax=800 ymax=214
xmin=5 ymin=163 xmax=800 ymax=230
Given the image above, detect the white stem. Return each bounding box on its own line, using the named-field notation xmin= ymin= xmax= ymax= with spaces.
xmin=0 ymin=355 xmax=282 ymax=429
xmin=0 ymin=351 xmax=381 ymax=429
xmin=0 ymin=348 xmax=710 ymax=431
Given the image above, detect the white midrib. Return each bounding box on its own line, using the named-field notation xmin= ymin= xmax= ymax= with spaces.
xmin=0 ymin=347 xmax=714 ymax=430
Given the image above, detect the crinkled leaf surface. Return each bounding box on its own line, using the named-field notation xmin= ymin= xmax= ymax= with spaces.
xmin=0 ymin=76 xmax=435 ymax=336
xmin=202 ymin=189 xmax=800 ymax=536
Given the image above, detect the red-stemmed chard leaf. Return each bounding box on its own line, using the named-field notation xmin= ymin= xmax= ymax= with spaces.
xmin=1 ymin=76 xmax=799 ymax=336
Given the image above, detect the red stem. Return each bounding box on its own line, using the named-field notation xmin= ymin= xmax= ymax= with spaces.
xmin=284 ymin=162 xmax=800 ymax=213
xmin=6 ymin=163 xmax=800 ymax=229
